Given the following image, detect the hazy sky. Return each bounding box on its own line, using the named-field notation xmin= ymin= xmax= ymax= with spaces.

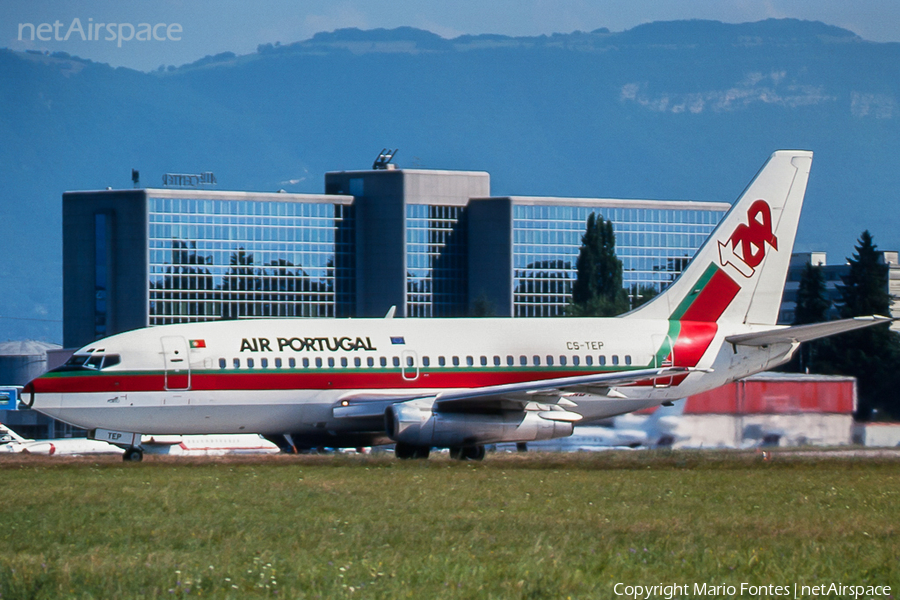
xmin=3 ymin=0 xmax=899 ymax=71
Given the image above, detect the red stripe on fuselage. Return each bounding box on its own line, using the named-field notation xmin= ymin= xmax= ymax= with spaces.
xmin=672 ymin=321 xmax=718 ymax=367
xmin=33 ymin=369 xmax=623 ymax=395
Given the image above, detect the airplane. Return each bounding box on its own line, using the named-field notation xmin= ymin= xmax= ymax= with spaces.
xmin=23 ymin=151 xmax=891 ymax=462
xmin=140 ymin=434 xmax=281 ymax=456
xmin=0 ymin=423 xmax=122 ymax=455
xmin=0 ymin=423 xmax=279 ymax=457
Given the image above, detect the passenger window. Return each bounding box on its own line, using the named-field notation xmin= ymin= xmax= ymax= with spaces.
xmin=367 ymin=357 xmax=374 ymax=367
xmin=380 ymin=357 xmax=387 ymax=367
xmin=301 ymin=358 xmax=308 ymax=368
xmin=559 ymin=356 xmax=567 ymax=366
xmin=315 ymin=358 xmax=323 ymax=368
xmin=533 ymin=355 xmax=540 ymax=366
xmin=247 ymin=358 xmax=254 ymax=369
xmin=219 ymin=358 xmax=226 ymax=369
xmin=393 ymin=357 xmax=400 ymax=367
xmin=354 ymin=357 xmax=361 ymax=367
xmin=612 ymin=355 xmax=619 ymax=366
xmin=493 ymin=356 xmax=501 ymax=366
xmin=625 ymin=355 xmax=632 ymax=365
xmin=586 ymin=356 xmax=593 ymax=366
xmin=340 ymin=357 xmax=348 ymax=367
xmin=438 ymin=356 xmax=446 ymax=367
xmin=275 ymin=358 xmax=282 ymax=368
xmin=599 ymin=356 xmax=606 ymax=366
xmin=506 ymin=355 xmax=514 ymax=367
xmin=480 ymin=356 xmax=487 ymax=366
xmin=328 ymin=357 xmax=335 ymax=368
xmin=452 ymin=356 xmax=460 ymax=367
xmin=422 ymin=356 xmax=430 ymax=367
xmin=289 ymin=358 xmax=296 ymax=368
xmin=520 ymin=356 xmax=527 ymax=366
xmin=466 ymin=356 xmax=474 ymax=367
xmin=546 ymin=356 xmax=554 ymax=366
xmin=572 ymin=356 xmax=580 ymax=366
xmin=233 ymin=358 xmax=240 ymax=369
xmin=406 ymin=356 xmax=414 ymax=367
xmin=261 ymin=358 xmax=268 ymax=368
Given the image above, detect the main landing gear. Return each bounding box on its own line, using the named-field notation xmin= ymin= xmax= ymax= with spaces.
xmin=394 ymin=443 xmax=430 ymax=459
xmin=393 ymin=443 xmax=486 ymax=461
xmin=449 ymin=445 xmax=486 ymax=461
xmin=123 ymin=447 xmax=144 ymax=462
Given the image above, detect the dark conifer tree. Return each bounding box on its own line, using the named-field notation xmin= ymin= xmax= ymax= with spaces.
xmin=789 ymin=262 xmax=831 ymax=373
xmin=816 ymin=231 xmax=900 ymax=420
xmin=570 ymin=213 xmax=629 ymax=316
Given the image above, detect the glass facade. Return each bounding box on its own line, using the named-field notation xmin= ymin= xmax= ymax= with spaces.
xmin=406 ymin=204 xmax=468 ymax=317
xmin=94 ymin=212 xmax=109 ymax=339
xmin=148 ymin=197 xmax=355 ymax=325
xmin=512 ymin=204 xmax=726 ymax=317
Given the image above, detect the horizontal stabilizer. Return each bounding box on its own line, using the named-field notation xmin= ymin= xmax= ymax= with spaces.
xmin=724 ymin=315 xmax=892 ymax=347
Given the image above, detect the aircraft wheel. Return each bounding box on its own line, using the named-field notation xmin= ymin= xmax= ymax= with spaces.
xmin=123 ymin=448 xmax=143 ymax=462
xmin=450 ymin=445 xmax=485 ymax=461
xmin=395 ymin=443 xmax=429 ymax=459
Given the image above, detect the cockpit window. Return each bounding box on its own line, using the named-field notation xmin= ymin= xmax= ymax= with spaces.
xmin=66 ymin=355 xmax=91 ymax=368
xmin=58 ymin=353 xmax=121 ymax=371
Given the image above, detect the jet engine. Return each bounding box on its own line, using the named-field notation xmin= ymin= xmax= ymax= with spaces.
xmin=385 ymin=399 xmax=574 ymax=448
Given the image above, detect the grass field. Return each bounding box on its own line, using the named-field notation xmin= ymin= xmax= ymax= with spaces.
xmin=1 ymin=451 xmax=897 ymax=599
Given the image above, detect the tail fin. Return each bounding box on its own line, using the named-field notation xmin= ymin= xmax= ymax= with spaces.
xmin=628 ymin=150 xmax=812 ymax=325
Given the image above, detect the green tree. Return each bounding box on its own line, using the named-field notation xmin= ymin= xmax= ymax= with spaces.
xmin=786 ymin=262 xmax=831 ymax=373
xmin=816 ymin=231 xmax=900 ymax=420
xmin=570 ymin=213 xmax=629 ymax=316
xmin=794 ymin=263 xmax=831 ymax=325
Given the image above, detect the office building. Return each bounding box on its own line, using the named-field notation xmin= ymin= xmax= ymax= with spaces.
xmin=63 ymin=166 xmax=729 ymax=348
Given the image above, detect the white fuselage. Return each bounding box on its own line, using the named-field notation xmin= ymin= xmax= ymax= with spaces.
xmin=28 ymin=316 xmax=792 ymax=447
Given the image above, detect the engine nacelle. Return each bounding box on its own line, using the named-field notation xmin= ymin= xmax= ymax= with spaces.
xmin=385 ymin=401 xmax=574 ymax=448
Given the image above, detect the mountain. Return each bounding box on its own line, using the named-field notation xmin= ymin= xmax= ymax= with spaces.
xmin=2 ymin=19 xmax=899 ymax=342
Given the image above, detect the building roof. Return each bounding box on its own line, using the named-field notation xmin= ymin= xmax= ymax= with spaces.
xmin=0 ymin=340 xmax=61 ymax=357
xmin=65 ymin=188 xmax=355 ymax=205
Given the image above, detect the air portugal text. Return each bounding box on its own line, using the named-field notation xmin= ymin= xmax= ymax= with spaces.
xmin=240 ymin=337 xmax=377 ymax=353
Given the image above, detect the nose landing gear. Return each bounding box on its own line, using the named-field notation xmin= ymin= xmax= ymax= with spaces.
xmin=123 ymin=447 xmax=144 ymax=462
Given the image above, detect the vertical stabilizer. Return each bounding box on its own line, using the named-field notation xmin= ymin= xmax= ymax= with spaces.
xmin=627 ymin=151 xmax=812 ymax=325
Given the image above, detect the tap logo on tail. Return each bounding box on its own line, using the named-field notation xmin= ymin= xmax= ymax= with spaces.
xmin=717 ymin=200 xmax=778 ymax=278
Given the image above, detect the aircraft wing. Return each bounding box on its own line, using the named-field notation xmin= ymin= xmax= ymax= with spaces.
xmin=725 ymin=316 xmax=892 ymax=347
xmin=333 ymin=366 xmax=692 ymax=419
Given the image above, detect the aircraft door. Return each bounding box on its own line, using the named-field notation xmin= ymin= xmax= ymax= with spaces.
xmin=161 ymin=336 xmax=191 ymax=391
xmin=651 ymin=334 xmax=675 ymax=388
xmin=400 ymin=350 xmax=419 ymax=381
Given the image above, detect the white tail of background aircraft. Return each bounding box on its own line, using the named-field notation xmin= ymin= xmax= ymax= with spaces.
xmin=0 ymin=423 xmax=123 ymax=455
xmin=25 ymin=151 xmax=891 ymax=461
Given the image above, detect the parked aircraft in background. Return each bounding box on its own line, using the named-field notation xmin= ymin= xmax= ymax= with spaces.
xmin=24 ymin=151 xmax=891 ymax=461
xmin=0 ymin=424 xmax=280 ymax=457
xmin=140 ymin=434 xmax=280 ymax=456
xmin=0 ymin=424 xmax=122 ymax=455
